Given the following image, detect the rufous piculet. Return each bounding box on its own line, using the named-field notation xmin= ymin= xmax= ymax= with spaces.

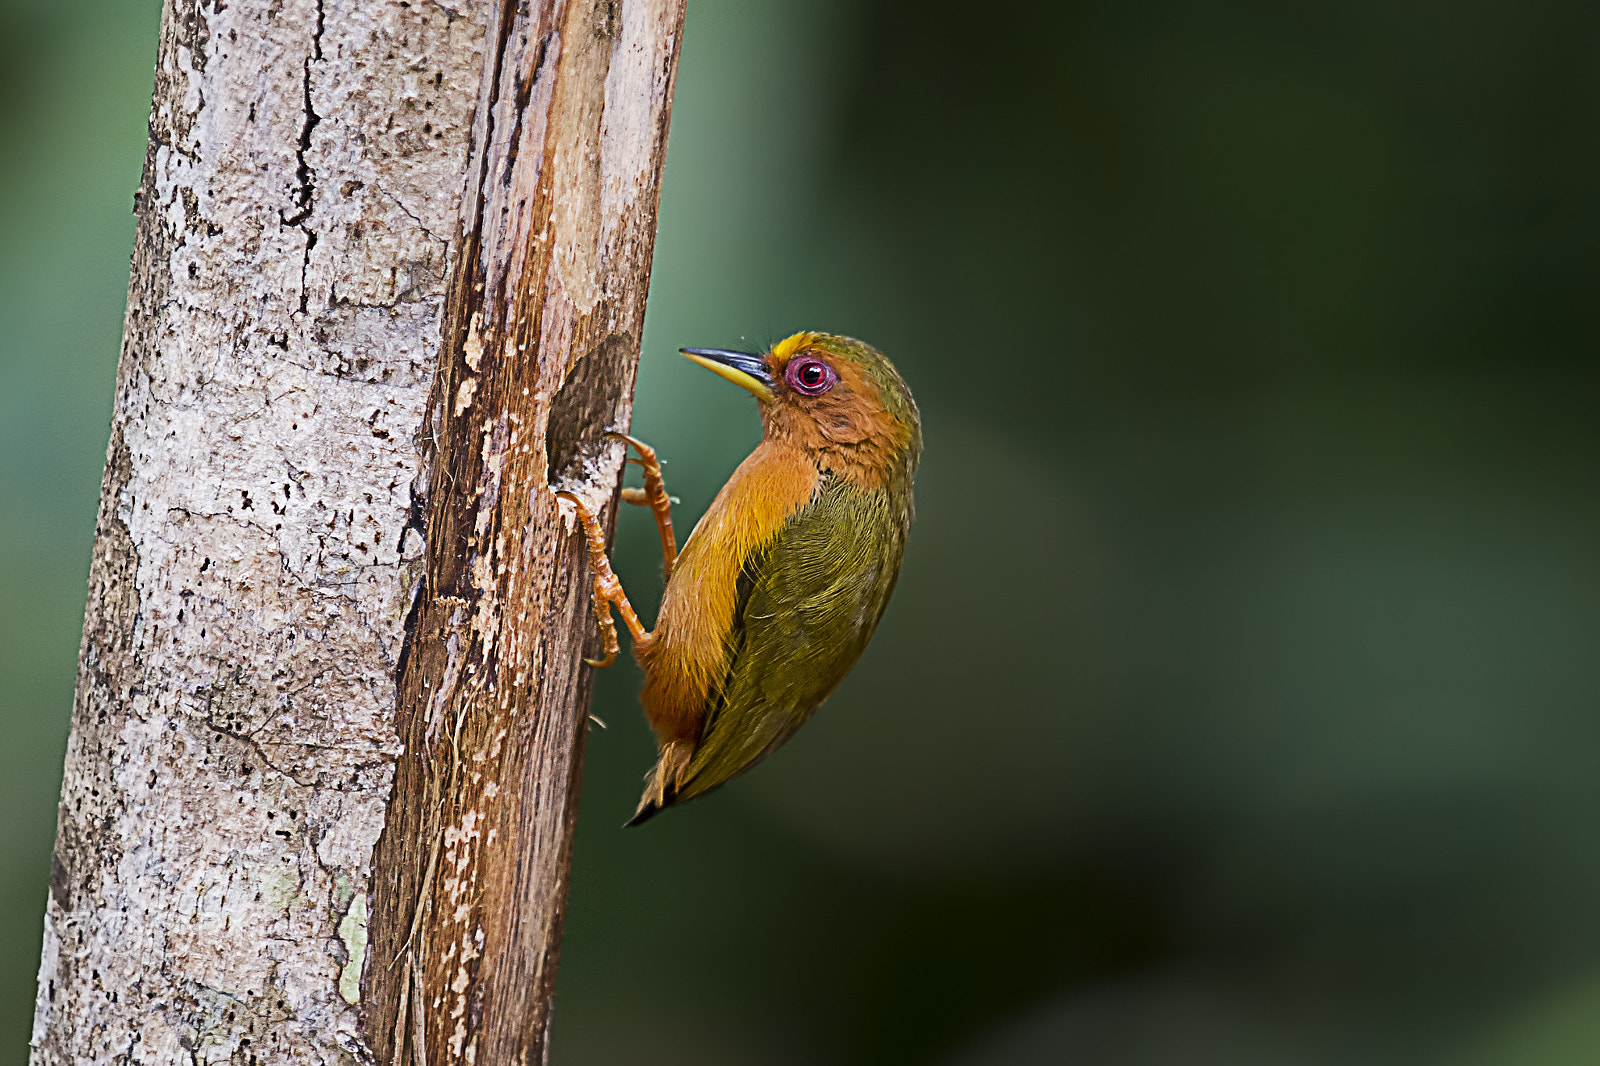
xmin=558 ymin=331 xmax=921 ymax=824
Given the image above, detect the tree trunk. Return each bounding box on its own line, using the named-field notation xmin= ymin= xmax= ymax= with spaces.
xmin=30 ymin=0 xmax=683 ymax=1062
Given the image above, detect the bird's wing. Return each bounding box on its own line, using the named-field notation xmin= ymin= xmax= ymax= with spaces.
xmin=675 ymin=474 xmax=908 ymax=802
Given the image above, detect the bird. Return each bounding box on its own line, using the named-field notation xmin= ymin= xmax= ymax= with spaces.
xmin=557 ymin=331 xmax=921 ymax=824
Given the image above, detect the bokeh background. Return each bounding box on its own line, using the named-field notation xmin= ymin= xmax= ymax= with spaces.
xmin=3 ymin=0 xmax=1598 ymax=1062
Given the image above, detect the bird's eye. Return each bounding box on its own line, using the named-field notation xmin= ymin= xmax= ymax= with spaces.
xmin=785 ymin=356 xmax=836 ymax=396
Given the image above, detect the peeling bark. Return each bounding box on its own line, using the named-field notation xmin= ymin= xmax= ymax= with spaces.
xmin=32 ymin=0 xmax=684 ymax=1062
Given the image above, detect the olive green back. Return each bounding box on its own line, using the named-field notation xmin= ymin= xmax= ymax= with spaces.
xmin=677 ymin=474 xmax=910 ymax=802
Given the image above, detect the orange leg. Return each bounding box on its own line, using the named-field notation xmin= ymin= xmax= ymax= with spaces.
xmin=608 ymin=432 xmax=678 ymax=580
xmin=556 ymin=490 xmax=656 ymax=668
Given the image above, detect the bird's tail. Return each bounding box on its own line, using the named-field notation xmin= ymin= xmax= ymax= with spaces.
xmin=624 ymin=799 xmax=662 ymax=827
xmin=624 ymin=740 xmax=692 ymax=827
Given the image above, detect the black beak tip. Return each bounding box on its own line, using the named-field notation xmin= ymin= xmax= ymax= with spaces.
xmin=679 ymin=347 xmax=776 ymax=388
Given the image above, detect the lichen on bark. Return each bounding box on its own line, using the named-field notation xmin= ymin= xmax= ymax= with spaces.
xmin=34 ymin=0 xmax=489 ymax=1060
xmin=33 ymin=0 xmax=686 ymax=1062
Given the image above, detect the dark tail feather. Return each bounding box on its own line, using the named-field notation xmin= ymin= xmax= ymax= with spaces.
xmin=623 ymin=800 xmax=662 ymax=828
xmin=626 ymin=742 xmax=691 ymax=827
xmin=624 ymin=778 xmax=675 ymax=827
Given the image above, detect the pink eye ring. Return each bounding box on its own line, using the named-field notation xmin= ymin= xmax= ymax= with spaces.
xmin=784 ymin=356 xmax=836 ymax=396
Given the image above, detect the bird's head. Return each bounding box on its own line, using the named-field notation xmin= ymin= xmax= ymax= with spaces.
xmin=681 ymin=332 xmax=921 ymax=483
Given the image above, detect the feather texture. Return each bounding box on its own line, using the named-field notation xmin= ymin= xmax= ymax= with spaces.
xmin=670 ymin=475 xmax=908 ymax=806
xmin=636 ymin=440 xmax=820 ymax=747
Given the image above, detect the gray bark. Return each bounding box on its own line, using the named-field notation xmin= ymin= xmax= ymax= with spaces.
xmin=31 ymin=0 xmax=683 ymax=1062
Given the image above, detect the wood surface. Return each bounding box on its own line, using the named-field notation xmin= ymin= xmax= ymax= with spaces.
xmin=32 ymin=0 xmax=683 ymax=1061
xmin=365 ymin=1 xmax=685 ymax=1062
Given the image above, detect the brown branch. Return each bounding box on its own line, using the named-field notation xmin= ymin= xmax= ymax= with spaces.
xmin=364 ymin=2 xmax=686 ymax=1063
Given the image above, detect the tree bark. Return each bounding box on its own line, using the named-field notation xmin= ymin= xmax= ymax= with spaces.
xmin=31 ymin=0 xmax=683 ymax=1062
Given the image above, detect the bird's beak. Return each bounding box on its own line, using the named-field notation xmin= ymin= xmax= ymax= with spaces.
xmin=680 ymin=348 xmax=775 ymax=403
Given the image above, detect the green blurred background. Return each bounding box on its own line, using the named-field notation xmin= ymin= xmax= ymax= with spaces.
xmin=3 ymin=0 xmax=1598 ymax=1062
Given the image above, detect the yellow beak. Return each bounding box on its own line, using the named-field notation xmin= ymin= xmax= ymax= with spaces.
xmin=680 ymin=348 xmax=776 ymax=403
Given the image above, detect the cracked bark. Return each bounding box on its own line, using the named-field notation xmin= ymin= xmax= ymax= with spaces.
xmin=31 ymin=0 xmax=685 ymax=1063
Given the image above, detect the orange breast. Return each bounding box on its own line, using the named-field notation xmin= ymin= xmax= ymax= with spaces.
xmin=636 ymin=440 xmax=820 ymax=744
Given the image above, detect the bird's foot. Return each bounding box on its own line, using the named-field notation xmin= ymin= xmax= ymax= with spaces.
xmin=607 ymin=431 xmax=678 ymax=578
xmin=555 ymin=489 xmax=652 ymax=667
